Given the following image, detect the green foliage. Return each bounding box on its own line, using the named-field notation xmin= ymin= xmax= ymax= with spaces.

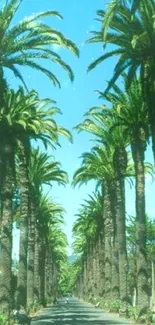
xmin=87 ymin=0 xmax=155 ymax=92
xmin=72 ymin=192 xmax=103 ymax=255
xmin=72 ymin=145 xmax=115 ymax=188
xmin=58 ymin=262 xmax=71 ymax=294
xmin=110 ymin=300 xmax=121 ymax=312
xmin=0 ymin=0 xmax=79 ymax=88
xmin=97 ymin=75 xmax=150 ymax=148
xmin=58 ymin=261 xmax=78 ymax=294
xmin=29 ymin=149 xmax=68 ymax=191
xmin=0 ymin=313 xmax=8 ymax=325
xmin=128 ymin=306 xmax=139 ymax=320
xmin=146 ymin=308 xmax=153 ymax=323
xmin=58 ymin=258 xmax=83 ymax=295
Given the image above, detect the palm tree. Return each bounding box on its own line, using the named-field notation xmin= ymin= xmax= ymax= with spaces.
xmin=83 ymin=193 xmax=104 ymax=298
xmin=35 ymin=193 xmax=65 ymax=305
xmin=72 ymin=192 xmax=103 ymax=300
xmin=16 ymin=90 xmax=70 ymax=310
xmin=29 ymin=149 xmax=68 ymax=190
xmin=0 ymin=87 xmax=71 ymax=314
xmin=0 ymin=137 xmax=15 ymax=318
xmin=27 ymin=148 xmax=68 ymax=307
xmin=99 ymin=76 xmax=150 ymax=313
xmin=72 ymin=211 xmax=91 ymax=299
xmin=73 ymin=146 xmax=116 ymax=301
xmin=87 ymin=0 xmax=155 ymax=159
xmin=75 ymin=109 xmax=129 ymax=305
xmin=87 ymin=0 xmax=152 ymax=88
xmin=126 ymin=214 xmax=155 ymax=308
xmin=0 ymin=0 xmax=79 ymax=100
xmin=49 ymin=226 xmax=68 ymax=301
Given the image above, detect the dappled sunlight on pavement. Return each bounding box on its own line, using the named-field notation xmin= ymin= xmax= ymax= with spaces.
xmin=31 ymin=297 xmax=132 ymax=325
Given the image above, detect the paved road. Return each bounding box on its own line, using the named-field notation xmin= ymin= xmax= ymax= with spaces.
xmin=31 ymin=297 xmax=134 ymax=325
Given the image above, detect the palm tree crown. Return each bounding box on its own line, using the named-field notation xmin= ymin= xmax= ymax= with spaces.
xmin=0 ymin=0 xmax=79 ymax=88
xmin=87 ymin=1 xmax=155 ymax=91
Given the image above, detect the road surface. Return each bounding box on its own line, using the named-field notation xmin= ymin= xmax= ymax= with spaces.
xmin=32 ymin=297 xmax=133 ymax=325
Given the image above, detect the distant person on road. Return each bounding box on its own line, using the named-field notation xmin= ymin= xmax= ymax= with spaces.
xmin=13 ymin=306 xmax=31 ymax=324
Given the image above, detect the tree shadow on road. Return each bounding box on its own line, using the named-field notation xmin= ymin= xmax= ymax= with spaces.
xmin=32 ymin=300 xmax=130 ymax=325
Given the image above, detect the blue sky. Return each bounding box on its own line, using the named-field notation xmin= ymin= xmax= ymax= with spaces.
xmin=12 ymin=0 xmax=155 ymax=257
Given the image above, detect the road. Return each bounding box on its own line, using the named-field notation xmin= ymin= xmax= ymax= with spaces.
xmin=31 ymin=297 xmax=134 ymax=325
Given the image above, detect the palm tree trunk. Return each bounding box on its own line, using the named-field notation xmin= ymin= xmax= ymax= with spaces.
xmin=52 ymin=263 xmax=58 ymax=300
xmin=132 ymin=141 xmax=149 ymax=315
xmin=0 ymin=157 xmax=14 ymax=320
xmin=114 ymin=147 xmax=128 ymax=308
xmin=115 ymin=174 xmax=128 ymax=306
xmin=104 ymin=180 xmax=112 ymax=301
xmin=90 ymin=242 xmax=95 ymax=300
xmin=87 ymin=243 xmax=92 ymax=298
xmin=111 ymin=224 xmax=120 ymax=301
xmin=48 ymin=253 xmax=53 ymax=301
xmin=83 ymin=258 xmax=87 ymax=299
xmin=34 ymin=225 xmax=40 ymax=302
xmin=110 ymin=181 xmax=120 ymax=301
xmin=92 ymin=242 xmax=97 ymax=298
xmin=44 ymin=249 xmax=48 ymax=302
xmin=98 ymin=235 xmax=105 ymax=297
xmin=40 ymin=237 xmax=46 ymax=306
xmin=17 ymin=142 xmax=29 ymax=310
xmin=95 ymin=240 xmax=100 ymax=298
xmin=27 ymin=200 xmax=35 ymax=308
xmin=45 ymin=248 xmax=51 ymax=303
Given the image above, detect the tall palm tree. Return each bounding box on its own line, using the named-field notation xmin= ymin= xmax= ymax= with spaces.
xmin=27 ymin=149 xmax=68 ymax=307
xmin=75 ymin=109 xmax=129 ymax=305
xmin=72 ymin=192 xmax=103 ymax=300
xmin=0 ymin=87 xmax=71 ymax=314
xmin=99 ymin=76 xmax=150 ymax=313
xmin=36 ymin=193 xmax=65 ymax=305
xmin=83 ymin=193 xmax=104 ymax=298
xmin=0 ymin=137 xmax=16 ymax=318
xmin=72 ymin=207 xmax=93 ymax=300
xmin=16 ymin=90 xmax=70 ymax=310
xmin=73 ymin=146 xmax=116 ymax=301
xmin=45 ymin=220 xmax=68 ymax=302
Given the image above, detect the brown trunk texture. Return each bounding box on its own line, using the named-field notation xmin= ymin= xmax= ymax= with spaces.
xmin=132 ymin=142 xmax=149 ymax=315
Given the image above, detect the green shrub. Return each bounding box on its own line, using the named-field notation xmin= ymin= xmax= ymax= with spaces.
xmin=146 ymin=308 xmax=153 ymax=323
xmin=128 ymin=306 xmax=139 ymax=320
xmin=110 ymin=300 xmax=121 ymax=312
xmin=0 ymin=313 xmax=9 ymax=325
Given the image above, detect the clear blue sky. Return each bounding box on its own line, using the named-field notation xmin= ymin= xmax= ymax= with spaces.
xmin=12 ymin=0 xmax=155 ymax=257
